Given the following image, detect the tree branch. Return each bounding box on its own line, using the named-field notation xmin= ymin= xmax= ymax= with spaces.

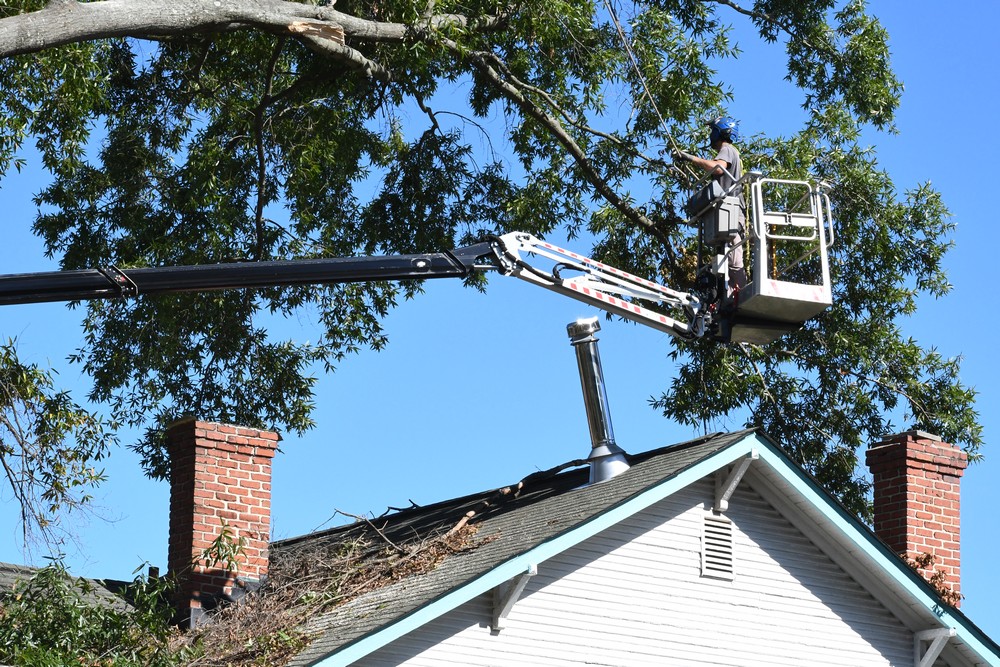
xmin=0 ymin=0 xmax=497 ymax=61
xmin=414 ymin=92 xmax=443 ymax=136
xmin=736 ymin=343 xmax=840 ymax=447
xmin=439 ymin=38 xmax=669 ymax=245
xmin=705 ymin=0 xmax=834 ymax=57
xmin=296 ymin=34 xmax=395 ymax=81
xmin=775 ymin=346 xmax=933 ymax=421
xmin=486 ymin=53 xmax=664 ymax=171
xmin=252 ymin=38 xmax=285 ymax=261
xmin=737 ymin=343 xmax=778 ymax=407
xmin=334 ymin=509 xmax=406 ymax=554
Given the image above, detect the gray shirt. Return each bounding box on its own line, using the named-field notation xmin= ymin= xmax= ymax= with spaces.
xmin=715 ymin=143 xmax=746 ymax=264
xmin=714 ymin=143 xmax=742 ymax=192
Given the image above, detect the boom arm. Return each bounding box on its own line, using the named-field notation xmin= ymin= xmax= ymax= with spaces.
xmin=0 ymin=232 xmax=709 ymax=339
xmin=0 ymin=243 xmax=495 ymax=306
xmin=489 ymin=233 xmax=707 ymax=339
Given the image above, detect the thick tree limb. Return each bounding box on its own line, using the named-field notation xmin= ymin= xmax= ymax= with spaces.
xmin=296 ymin=34 xmax=395 ymax=80
xmin=0 ymin=0 xmax=492 ymax=59
xmin=2 ymin=0 xmax=662 ymax=242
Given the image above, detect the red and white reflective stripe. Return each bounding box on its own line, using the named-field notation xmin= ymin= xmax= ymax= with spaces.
xmin=536 ymin=240 xmax=662 ymax=290
xmin=566 ymin=282 xmax=676 ymax=327
xmin=768 ymin=280 xmax=828 ymax=303
xmin=513 ymin=233 xmax=691 ymax=305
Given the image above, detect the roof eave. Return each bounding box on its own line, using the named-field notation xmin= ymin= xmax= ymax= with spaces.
xmin=747 ymin=443 xmax=1000 ymax=666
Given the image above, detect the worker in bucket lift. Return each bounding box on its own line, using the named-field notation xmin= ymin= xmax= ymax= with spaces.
xmin=674 ymin=116 xmax=748 ymax=291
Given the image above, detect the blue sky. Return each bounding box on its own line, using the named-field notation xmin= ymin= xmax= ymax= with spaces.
xmin=1 ymin=0 xmax=998 ymax=644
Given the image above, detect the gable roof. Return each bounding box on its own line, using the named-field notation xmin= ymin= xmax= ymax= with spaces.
xmin=276 ymin=429 xmax=1000 ymax=666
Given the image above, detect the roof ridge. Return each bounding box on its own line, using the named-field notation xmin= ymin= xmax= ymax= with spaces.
xmin=272 ymin=430 xmax=763 ymax=550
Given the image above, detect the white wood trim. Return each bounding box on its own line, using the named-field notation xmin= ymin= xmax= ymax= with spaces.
xmin=714 ymin=449 xmax=758 ymax=512
xmin=915 ymin=627 xmax=955 ymax=667
xmin=491 ymin=564 xmax=538 ymax=632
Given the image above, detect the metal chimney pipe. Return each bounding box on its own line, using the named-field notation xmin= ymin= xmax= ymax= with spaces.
xmin=567 ymin=317 xmax=630 ymax=484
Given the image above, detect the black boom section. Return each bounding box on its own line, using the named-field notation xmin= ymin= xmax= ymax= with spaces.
xmin=0 ymin=242 xmax=496 ymax=306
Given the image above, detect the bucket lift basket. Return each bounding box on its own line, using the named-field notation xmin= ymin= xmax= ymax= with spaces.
xmin=732 ymin=174 xmax=834 ymax=343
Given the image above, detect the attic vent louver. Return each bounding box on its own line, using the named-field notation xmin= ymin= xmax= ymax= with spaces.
xmin=702 ymin=514 xmax=734 ymax=580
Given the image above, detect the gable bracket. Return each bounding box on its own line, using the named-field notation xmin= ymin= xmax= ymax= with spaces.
xmin=491 ymin=563 xmax=537 ymax=632
xmin=915 ymin=627 xmax=955 ymax=667
xmin=714 ymin=449 xmax=759 ymax=512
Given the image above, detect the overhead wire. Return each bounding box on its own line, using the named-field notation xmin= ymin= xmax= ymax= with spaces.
xmin=603 ymin=0 xmax=714 ymax=407
xmin=602 ymin=0 xmax=702 ymax=191
xmin=601 ymin=0 xmax=695 ymax=167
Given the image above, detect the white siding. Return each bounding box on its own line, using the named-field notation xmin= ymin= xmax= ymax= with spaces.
xmin=355 ymin=479 xmax=915 ymax=666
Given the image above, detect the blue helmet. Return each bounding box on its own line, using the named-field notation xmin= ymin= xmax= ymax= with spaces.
xmin=708 ymin=116 xmax=740 ymax=144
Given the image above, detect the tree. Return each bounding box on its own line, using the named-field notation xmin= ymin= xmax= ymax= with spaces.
xmin=0 ymin=339 xmax=116 ymax=547
xmin=0 ymin=0 xmax=980 ymax=521
xmin=0 ymin=560 xmax=182 ymax=666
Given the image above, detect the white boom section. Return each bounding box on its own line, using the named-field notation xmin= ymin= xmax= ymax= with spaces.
xmin=492 ymin=232 xmax=706 ymax=339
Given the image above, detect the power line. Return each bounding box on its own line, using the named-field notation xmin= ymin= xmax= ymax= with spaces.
xmin=601 ymin=0 xmax=682 ymax=154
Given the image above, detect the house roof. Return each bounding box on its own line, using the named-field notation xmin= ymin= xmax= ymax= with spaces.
xmin=276 ymin=430 xmax=748 ymax=666
xmin=273 ymin=429 xmax=1000 ymax=667
xmin=0 ymin=561 xmax=39 ymax=594
xmin=0 ymin=561 xmax=132 ymax=611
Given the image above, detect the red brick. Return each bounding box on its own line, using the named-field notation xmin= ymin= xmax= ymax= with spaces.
xmin=867 ymin=431 xmax=964 ymax=605
xmin=166 ymin=418 xmax=278 ymax=627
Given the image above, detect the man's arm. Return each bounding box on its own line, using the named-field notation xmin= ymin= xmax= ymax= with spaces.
xmin=674 ymin=144 xmax=736 ymax=179
xmin=687 ymin=154 xmax=729 ymax=176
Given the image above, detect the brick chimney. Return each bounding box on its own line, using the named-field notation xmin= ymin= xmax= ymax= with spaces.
xmin=866 ymin=430 xmax=967 ymax=604
xmin=166 ymin=418 xmax=279 ymax=627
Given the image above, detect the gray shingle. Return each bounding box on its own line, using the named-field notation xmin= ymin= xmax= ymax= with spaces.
xmin=0 ymin=561 xmax=132 ymax=611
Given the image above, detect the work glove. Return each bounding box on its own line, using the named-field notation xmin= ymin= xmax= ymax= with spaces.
xmin=671 ymin=148 xmax=697 ymax=163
